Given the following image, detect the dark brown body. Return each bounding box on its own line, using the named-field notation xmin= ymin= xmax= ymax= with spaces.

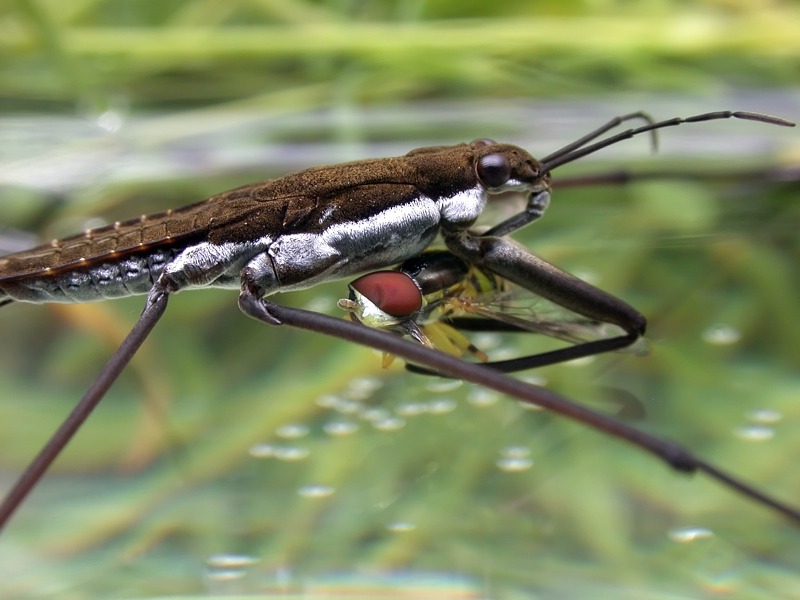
xmin=0 ymin=142 xmax=541 ymax=304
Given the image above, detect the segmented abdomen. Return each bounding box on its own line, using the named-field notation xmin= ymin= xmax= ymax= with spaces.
xmin=0 ymin=247 xmax=181 ymax=304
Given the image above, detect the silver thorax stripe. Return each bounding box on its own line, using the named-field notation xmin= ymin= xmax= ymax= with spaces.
xmin=435 ymin=186 xmax=487 ymax=226
xmin=165 ymin=237 xmax=273 ymax=290
xmin=268 ymin=196 xmax=442 ymax=291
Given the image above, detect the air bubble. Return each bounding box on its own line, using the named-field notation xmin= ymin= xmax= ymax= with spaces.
xmin=565 ymin=356 xmax=595 ymax=367
xmin=497 ymin=446 xmax=533 ymax=472
xmin=345 ymin=377 xmax=384 ymax=400
xmin=333 ymin=398 xmax=363 ymax=414
xmin=500 ymin=445 xmax=531 ymax=459
xmin=373 ymin=416 xmax=406 ymax=432
xmin=519 ymin=402 xmax=544 ymax=412
xmin=273 ymin=446 xmax=311 ymax=461
xmin=746 ymin=408 xmax=782 ymax=424
xmin=520 ymin=374 xmax=547 ymax=387
xmin=425 ymin=379 xmax=463 ymax=393
xmin=386 ymin=521 xmax=416 ymax=532
xmin=249 ymin=443 xmax=277 ymax=458
xmin=702 ymin=324 xmax=741 ymax=346
xmin=467 ymin=387 xmax=499 ymax=407
xmin=734 ymin=424 xmax=775 ymax=442
xmin=350 ymin=376 xmax=384 ymax=393
xmin=428 ymin=398 xmax=457 ymax=414
xmin=360 ymin=407 xmax=391 ymax=422
xmin=316 ymin=394 xmax=342 ymax=409
xmin=206 ymin=554 xmax=259 ymax=568
xmin=204 ymin=553 xmax=258 ymax=587
xmin=204 ymin=569 xmax=246 ymax=583
xmin=324 ymin=420 xmax=359 ymax=436
xmin=668 ymin=527 xmax=714 ymax=543
xmin=276 ymin=424 xmax=309 ymax=439
xmin=496 ymin=456 xmax=533 ymax=472
xmin=396 ymin=402 xmax=428 ymax=417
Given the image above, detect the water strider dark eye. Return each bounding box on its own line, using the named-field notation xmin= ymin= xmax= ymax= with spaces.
xmin=476 ymin=153 xmax=511 ymax=188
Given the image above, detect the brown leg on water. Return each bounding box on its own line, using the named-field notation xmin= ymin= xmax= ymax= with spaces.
xmin=0 ymin=279 xmax=172 ymax=531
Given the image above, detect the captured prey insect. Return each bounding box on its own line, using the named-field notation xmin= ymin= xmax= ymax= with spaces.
xmin=339 ymin=249 xmax=506 ymax=367
xmin=339 ymin=248 xmax=628 ymax=373
xmin=339 ymin=248 xmax=654 ymax=423
xmin=1 ymin=110 xmax=799 ymax=532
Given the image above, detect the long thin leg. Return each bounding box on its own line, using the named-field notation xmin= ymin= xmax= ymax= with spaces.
xmin=407 ymin=335 xmax=636 ymax=375
xmin=446 ymin=233 xmax=645 ymax=341
xmin=0 ymin=279 xmax=171 ymax=531
xmin=483 ymin=190 xmax=551 ymax=238
xmin=237 ymin=289 xmax=800 ymax=523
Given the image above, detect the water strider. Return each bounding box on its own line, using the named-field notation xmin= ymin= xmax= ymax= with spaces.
xmin=0 ymin=110 xmax=798 ymax=531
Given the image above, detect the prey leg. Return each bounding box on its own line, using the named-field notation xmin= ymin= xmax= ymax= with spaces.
xmin=0 ymin=277 xmax=173 ymax=531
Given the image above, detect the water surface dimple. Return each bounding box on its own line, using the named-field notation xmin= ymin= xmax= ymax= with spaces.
xmin=360 ymin=407 xmax=391 ymax=422
xmin=248 ymin=443 xmax=277 ymax=459
xmin=520 ymin=374 xmax=547 ymax=387
xmin=496 ymin=446 xmax=534 ymax=472
xmin=746 ymin=408 xmax=782 ymax=424
xmin=467 ymin=387 xmax=499 ymax=407
xmin=206 ymin=553 xmax=259 ymax=568
xmin=297 ymin=484 xmax=335 ymax=498
xmin=428 ymin=398 xmax=457 ymax=414
xmin=668 ymin=526 xmax=714 ymax=543
xmin=564 ymin=355 xmax=595 ymax=367
xmin=396 ymin=402 xmax=428 ymax=417
xmin=276 ymin=423 xmax=310 ymax=439
xmin=425 ymin=379 xmax=463 ymax=393
xmin=323 ymin=420 xmax=360 ymax=436
xmin=372 ymin=416 xmax=406 ymax=432
xmin=345 ymin=376 xmax=384 ymax=400
xmin=386 ymin=521 xmax=417 ymax=532
xmin=273 ymin=445 xmax=311 ymax=461
xmin=734 ymin=424 xmax=775 ymax=442
xmin=701 ymin=323 xmax=741 ymax=345
xmin=331 ymin=398 xmax=363 ymax=414
xmin=316 ymin=394 xmax=342 ymax=409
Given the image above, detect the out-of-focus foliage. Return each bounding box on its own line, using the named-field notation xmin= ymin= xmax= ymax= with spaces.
xmin=0 ymin=1 xmax=798 ymax=598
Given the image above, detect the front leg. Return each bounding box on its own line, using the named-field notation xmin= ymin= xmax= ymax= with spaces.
xmin=0 ymin=274 xmax=173 ymax=529
xmin=484 ymin=190 xmax=551 ymax=237
xmin=445 ymin=232 xmax=646 ymax=354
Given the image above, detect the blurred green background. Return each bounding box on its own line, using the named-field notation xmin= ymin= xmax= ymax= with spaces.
xmin=0 ymin=1 xmax=798 ymax=598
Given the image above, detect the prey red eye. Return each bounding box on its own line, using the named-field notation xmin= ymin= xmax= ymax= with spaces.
xmin=350 ymin=271 xmax=422 ymax=317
